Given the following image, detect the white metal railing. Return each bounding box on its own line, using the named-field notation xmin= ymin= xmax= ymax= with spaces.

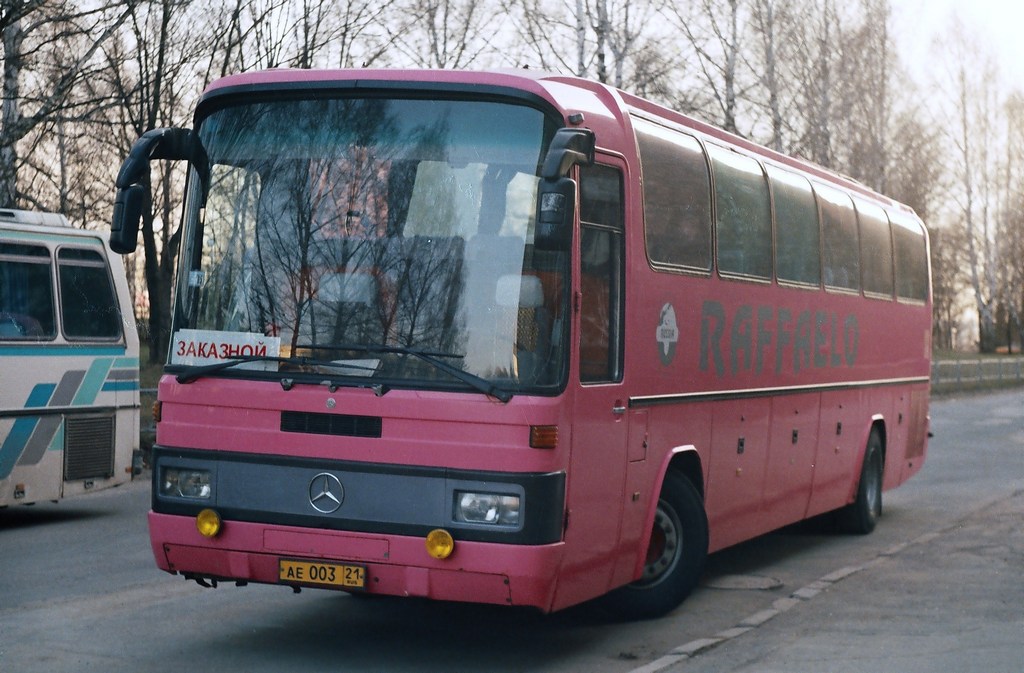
xmin=931 ymin=358 xmax=1024 ymax=392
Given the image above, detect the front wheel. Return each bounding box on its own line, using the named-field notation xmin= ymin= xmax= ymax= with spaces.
xmin=603 ymin=471 xmax=708 ymax=620
xmin=837 ymin=430 xmax=883 ymax=534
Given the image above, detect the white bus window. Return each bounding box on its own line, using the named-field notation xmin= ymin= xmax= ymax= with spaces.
xmin=0 ymin=243 xmax=55 ymax=339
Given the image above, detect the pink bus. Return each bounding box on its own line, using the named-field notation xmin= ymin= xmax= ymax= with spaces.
xmin=111 ymin=69 xmax=930 ymax=618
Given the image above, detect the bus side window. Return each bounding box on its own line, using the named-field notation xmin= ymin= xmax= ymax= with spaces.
xmin=57 ymin=248 xmax=122 ymax=339
xmin=633 ymin=119 xmax=712 ymax=273
xmin=579 ymin=164 xmax=624 ymax=384
xmin=817 ymin=183 xmax=861 ymax=291
xmin=0 ymin=243 xmax=55 ymax=339
xmin=856 ymin=199 xmax=895 ymax=298
xmin=768 ymin=165 xmax=820 ymax=286
xmin=892 ymin=212 xmax=929 ymax=302
xmin=709 ymin=145 xmax=772 ymax=279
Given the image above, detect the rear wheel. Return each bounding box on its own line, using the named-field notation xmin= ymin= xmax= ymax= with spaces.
xmin=837 ymin=429 xmax=883 ymax=534
xmin=603 ymin=471 xmax=708 ymax=619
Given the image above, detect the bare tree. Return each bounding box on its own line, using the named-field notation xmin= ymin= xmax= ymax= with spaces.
xmin=391 ymin=0 xmax=497 ymax=68
xmin=501 ymin=0 xmax=672 ymax=96
xmin=665 ymin=0 xmax=749 ymax=134
xmin=835 ymin=0 xmax=892 ymax=191
xmin=998 ymin=92 xmax=1024 ymax=351
xmin=789 ymin=0 xmax=839 ymax=166
xmin=96 ymin=0 xmax=208 ymax=360
xmin=750 ymin=0 xmax=785 ymax=150
xmin=937 ymin=18 xmax=1001 ymax=352
xmin=498 ymin=0 xmax=581 ymax=73
xmin=0 ymin=0 xmax=132 ymax=209
xmin=928 ymin=223 xmax=969 ymax=350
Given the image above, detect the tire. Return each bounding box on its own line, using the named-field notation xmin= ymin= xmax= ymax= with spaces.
xmin=603 ymin=471 xmax=708 ymax=620
xmin=837 ymin=429 xmax=883 ymax=535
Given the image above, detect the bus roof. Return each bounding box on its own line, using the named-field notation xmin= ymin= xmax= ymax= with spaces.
xmin=0 ymin=208 xmax=70 ymax=228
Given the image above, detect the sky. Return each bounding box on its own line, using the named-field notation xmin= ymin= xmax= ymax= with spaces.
xmin=890 ymin=0 xmax=1024 ymax=86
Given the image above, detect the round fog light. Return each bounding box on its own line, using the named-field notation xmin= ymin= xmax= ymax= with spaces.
xmin=196 ymin=508 xmax=222 ymax=538
xmin=425 ymin=529 xmax=455 ymax=559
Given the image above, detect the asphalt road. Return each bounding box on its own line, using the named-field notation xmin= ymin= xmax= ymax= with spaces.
xmin=1 ymin=389 xmax=1021 ymax=673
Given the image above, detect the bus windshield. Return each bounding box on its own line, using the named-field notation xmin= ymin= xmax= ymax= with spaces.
xmin=172 ymin=96 xmax=566 ymax=395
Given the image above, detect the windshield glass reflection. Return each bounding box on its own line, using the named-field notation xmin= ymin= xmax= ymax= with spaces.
xmin=173 ymin=97 xmax=567 ymax=393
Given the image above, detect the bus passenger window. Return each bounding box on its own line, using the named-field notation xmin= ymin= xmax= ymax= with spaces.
xmin=57 ymin=248 xmax=122 ymax=339
xmin=817 ymin=183 xmax=861 ymax=291
xmin=0 ymin=243 xmax=55 ymax=339
xmin=709 ymin=146 xmax=771 ymax=279
xmin=856 ymin=199 xmax=894 ymax=298
xmin=769 ymin=166 xmax=820 ymax=286
xmin=579 ymin=165 xmax=624 ymax=383
xmin=892 ymin=212 xmax=929 ymax=301
xmin=634 ymin=119 xmax=712 ymax=272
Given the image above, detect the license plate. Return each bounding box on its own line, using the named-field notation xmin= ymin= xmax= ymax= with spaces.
xmin=279 ymin=559 xmax=367 ymax=589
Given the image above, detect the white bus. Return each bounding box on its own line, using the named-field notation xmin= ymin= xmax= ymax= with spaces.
xmin=0 ymin=209 xmax=140 ymax=507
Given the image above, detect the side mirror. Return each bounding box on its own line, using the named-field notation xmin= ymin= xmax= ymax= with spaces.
xmin=534 ymin=127 xmax=595 ymax=251
xmin=110 ymin=184 xmax=147 ymax=254
xmin=111 ymin=127 xmax=206 ymax=253
xmin=541 ymin=127 xmax=595 ymax=180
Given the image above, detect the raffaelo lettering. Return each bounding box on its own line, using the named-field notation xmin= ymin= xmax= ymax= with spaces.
xmin=699 ymin=300 xmax=858 ymax=377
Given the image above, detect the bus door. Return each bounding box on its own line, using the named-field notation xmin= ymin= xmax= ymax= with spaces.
xmin=559 ymin=161 xmax=629 ymax=603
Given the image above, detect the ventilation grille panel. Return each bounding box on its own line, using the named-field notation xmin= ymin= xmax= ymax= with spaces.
xmin=281 ymin=411 xmax=382 ymax=438
xmin=64 ymin=415 xmax=115 ymax=480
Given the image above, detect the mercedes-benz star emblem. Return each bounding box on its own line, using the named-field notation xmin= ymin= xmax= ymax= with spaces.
xmin=308 ymin=472 xmax=345 ymax=514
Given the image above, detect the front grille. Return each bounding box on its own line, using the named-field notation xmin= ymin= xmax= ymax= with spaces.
xmin=64 ymin=415 xmax=115 ymax=480
xmin=281 ymin=411 xmax=382 ymax=438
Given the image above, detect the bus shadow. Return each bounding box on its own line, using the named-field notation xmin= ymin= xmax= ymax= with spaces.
xmin=0 ymin=504 xmax=106 ymax=529
xmin=707 ymin=512 xmax=840 ymax=570
xmin=209 ymin=591 xmax=614 ymax=671
xmin=700 ymin=506 xmax=909 ymax=583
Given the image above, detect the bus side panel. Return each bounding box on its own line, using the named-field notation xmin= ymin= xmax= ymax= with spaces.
xmin=761 ymin=392 xmax=820 ymax=532
xmin=885 ymin=384 xmax=930 ymax=487
xmin=609 ymin=408 xmax=652 ymax=588
xmin=0 ymin=418 xmax=65 ymax=506
xmin=806 ymin=388 xmax=874 ymax=518
xmin=704 ymin=398 xmax=770 ymax=551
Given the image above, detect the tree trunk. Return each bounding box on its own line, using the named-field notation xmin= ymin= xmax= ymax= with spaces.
xmin=0 ymin=18 xmax=23 ymax=206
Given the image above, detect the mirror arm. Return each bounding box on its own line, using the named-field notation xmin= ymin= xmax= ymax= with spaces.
xmin=111 ymin=127 xmax=205 ymax=254
xmin=115 ymin=128 xmax=204 ymax=189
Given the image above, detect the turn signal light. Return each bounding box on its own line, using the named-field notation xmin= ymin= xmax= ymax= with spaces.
xmin=530 ymin=425 xmax=558 ymax=449
xmin=196 ymin=508 xmax=222 ymax=538
xmin=425 ymin=529 xmax=455 ymax=559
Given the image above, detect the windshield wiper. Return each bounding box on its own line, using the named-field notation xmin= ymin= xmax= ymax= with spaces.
xmin=174 ymin=354 xmax=380 ymax=387
xmin=298 ymin=343 xmax=514 ymax=403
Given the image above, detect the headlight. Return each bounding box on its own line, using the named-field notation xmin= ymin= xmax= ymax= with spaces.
xmin=454 ymin=491 xmax=520 ymax=526
xmin=161 ymin=468 xmax=212 ymax=499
